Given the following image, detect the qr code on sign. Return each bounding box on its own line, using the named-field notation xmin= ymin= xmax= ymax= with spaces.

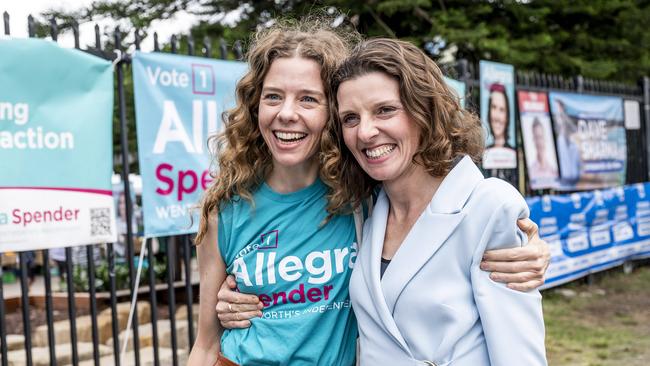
xmin=90 ymin=208 xmax=111 ymax=236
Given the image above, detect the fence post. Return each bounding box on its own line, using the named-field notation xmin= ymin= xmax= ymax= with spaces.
xmin=0 ymin=254 xmax=6 ymax=366
xmin=94 ymin=24 xmax=100 ymax=50
xmin=187 ymin=35 xmax=194 ymax=56
xmin=134 ymin=29 xmax=141 ymax=50
xmin=167 ymin=37 xmax=180 ymax=366
xmin=203 ymin=35 xmax=211 ymax=58
xmin=107 ymin=243 xmax=121 ymax=366
xmin=18 ymin=253 xmax=33 ymax=366
xmin=1 ymin=13 xmax=9 ymax=366
xmin=42 ymin=249 xmax=56 ymax=366
xmin=64 ymin=248 xmax=79 ymax=365
xmin=182 ymin=235 xmax=195 ymax=347
xmin=86 ymin=245 xmax=101 ymax=365
xmin=641 ymin=76 xmax=650 ymax=179
xmin=164 ymin=237 xmax=179 ymax=366
xmin=3 ymin=12 xmax=9 ymax=35
xmin=49 ymin=18 xmax=57 ymax=41
xmin=27 ymin=15 xmax=34 ymax=37
xmin=171 ymin=34 xmax=178 ymax=53
xmin=233 ymin=40 xmax=243 ymax=60
xmin=182 ymin=44 xmax=196 ymax=350
xmin=146 ymin=239 xmax=161 ymax=366
xmin=219 ymin=38 xmax=227 ymax=60
xmin=72 ymin=21 xmax=80 ymax=49
xmin=115 ymin=26 xmax=142 ymax=366
xmin=575 ymin=75 xmax=584 ymax=93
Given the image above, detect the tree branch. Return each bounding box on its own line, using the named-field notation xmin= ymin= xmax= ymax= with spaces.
xmin=365 ymin=5 xmax=396 ymax=38
xmin=414 ymin=6 xmax=434 ymax=25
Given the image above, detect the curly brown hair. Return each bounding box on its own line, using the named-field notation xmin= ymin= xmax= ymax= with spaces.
xmin=195 ymin=18 xmax=359 ymax=244
xmin=328 ymin=38 xmax=485 ymax=211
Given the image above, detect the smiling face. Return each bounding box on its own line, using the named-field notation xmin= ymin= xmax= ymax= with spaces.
xmin=337 ymin=71 xmax=421 ymax=184
xmin=258 ymin=56 xmax=328 ymax=175
xmin=489 ymin=90 xmax=508 ymax=143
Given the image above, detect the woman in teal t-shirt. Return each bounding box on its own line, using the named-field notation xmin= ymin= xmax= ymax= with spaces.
xmin=190 ymin=18 xmax=550 ymax=366
xmin=188 ymin=19 xmax=363 ymax=366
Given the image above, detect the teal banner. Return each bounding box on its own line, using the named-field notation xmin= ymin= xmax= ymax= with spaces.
xmin=0 ymin=39 xmax=116 ymax=251
xmin=132 ymin=52 xmax=246 ymax=237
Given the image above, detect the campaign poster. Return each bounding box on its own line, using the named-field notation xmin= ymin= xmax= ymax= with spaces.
xmin=132 ymin=52 xmax=247 ymax=237
xmin=0 ymin=39 xmax=116 ymax=252
xmin=480 ymin=61 xmax=517 ymax=169
xmin=548 ymin=92 xmax=626 ymax=190
xmin=444 ymin=76 xmax=466 ymax=108
xmin=529 ymin=183 xmax=650 ymax=289
xmin=518 ymin=91 xmax=559 ymax=189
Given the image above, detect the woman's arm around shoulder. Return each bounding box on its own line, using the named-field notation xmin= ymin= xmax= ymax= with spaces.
xmin=481 ymin=218 xmax=550 ymax=291
xmin=187 ymin=213 xmax=228 ymax=366
xmin=470 ymin=182 xmax=547 ymax=365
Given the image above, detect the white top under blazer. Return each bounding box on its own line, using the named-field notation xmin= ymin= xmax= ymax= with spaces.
xmin=350 ymin=156 xmax=547 ymax=366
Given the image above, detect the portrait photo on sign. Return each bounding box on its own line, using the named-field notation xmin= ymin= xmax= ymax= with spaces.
xmin=480 ymin=60 xmax=517 ymax=169
xmin=518 ymin=91 xmax=559 ymax=190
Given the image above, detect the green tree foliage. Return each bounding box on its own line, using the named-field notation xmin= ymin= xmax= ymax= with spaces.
xmin=39 ymin=0 xmax=650 ymax=166
xmin=42 ymin=0 xmax=650 ymax=81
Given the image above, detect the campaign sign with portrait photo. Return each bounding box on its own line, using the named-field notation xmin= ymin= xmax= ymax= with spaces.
xmin=0 ymin=39 xmax=116 ymax=252
xmin=480 ymin=61 xmax=516 ymax=169
xmin=132 ymin=52 xmax=247 ymax=237
xmin=518 ymin=91 xmax=559 ymax=189
xmin=548 ymin=92 xmax=626 ymax=191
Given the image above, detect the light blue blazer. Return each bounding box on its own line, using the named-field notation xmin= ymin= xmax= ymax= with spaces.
xmin=350 ymin=156 xmax=547 ymax=366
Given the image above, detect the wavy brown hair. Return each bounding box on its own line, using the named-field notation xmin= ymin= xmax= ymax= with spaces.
xmin=195 ymin=18 xmax=359 ymax=244
xmin=328 ymin=38 xmax=485 ymax=211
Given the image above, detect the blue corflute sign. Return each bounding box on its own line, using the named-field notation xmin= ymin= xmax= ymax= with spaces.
xmin=530 ymin=183 xmax=650 ymax=288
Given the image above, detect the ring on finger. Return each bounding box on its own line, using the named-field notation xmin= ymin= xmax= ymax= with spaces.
xmin=235 ymin=312 xmax=240 ymax=321
xmin=228 ymin=303 xmax=233 ymax=312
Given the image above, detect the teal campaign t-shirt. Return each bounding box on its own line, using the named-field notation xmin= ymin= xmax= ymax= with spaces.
xmin=218 ymin=179 xmax=358 ymax=366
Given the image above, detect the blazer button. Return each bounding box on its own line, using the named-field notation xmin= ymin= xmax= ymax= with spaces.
xmin=423 ymin=362 xmax=437 ymax=366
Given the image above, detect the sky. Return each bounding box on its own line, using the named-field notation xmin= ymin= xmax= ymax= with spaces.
xmin=1 ymin=0 xmax=199 ymax=51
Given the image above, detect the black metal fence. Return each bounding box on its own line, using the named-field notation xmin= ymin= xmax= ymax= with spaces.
xmin=2 ymin=11 xmax=650 ymax=366
xmin=0 ymin=12 xmax=243 ymax=366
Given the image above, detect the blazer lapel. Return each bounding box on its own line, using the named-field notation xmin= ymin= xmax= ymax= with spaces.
xmin=381 ymin=211 xmax=465 ymax=312
xmin=381 ymin=156 xmax=485 ymax=313
xmin=360 ymin=189 xmax=411 ymax=353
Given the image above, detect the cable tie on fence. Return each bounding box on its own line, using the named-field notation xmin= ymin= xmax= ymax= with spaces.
xmin=112 ymin=49 xmax=123 ymax=68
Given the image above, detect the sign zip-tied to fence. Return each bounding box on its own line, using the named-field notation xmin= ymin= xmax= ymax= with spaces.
xmin=121 ymin=236 xmax=149 ymax=365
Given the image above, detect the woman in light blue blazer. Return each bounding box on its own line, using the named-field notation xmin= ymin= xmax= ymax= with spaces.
xmin=332 ymin=38 xmax=547 ymax=365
